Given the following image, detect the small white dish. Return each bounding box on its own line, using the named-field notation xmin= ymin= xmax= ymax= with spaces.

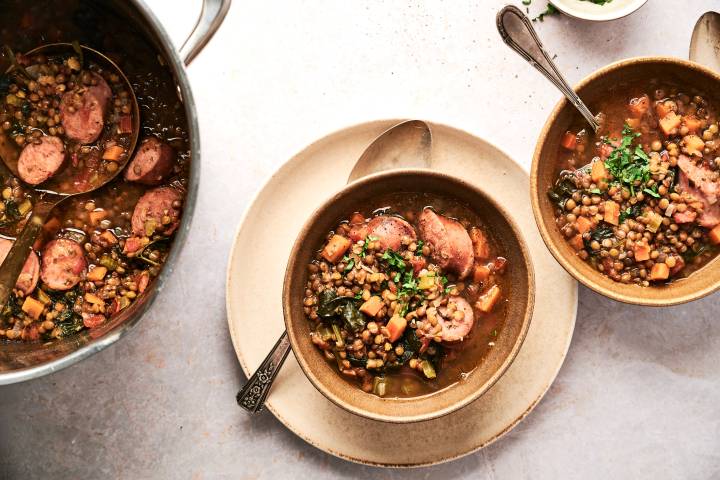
xmin=550 ymin=0 xmax=648 ymax=22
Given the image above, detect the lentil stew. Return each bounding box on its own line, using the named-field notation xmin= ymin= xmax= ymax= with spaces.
xmin=550 ymin=79 xmax=720 ymax=285
xmin=303 ymin=193 xmax=509 ymax=398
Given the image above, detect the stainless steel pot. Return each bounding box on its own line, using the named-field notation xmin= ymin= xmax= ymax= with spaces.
xmin=0 ymin=0 xmax=230 ymax=384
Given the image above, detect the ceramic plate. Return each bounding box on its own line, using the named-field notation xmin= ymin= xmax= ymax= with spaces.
xmin=551 ymin=0 xmax=647 ymax=21
xmin=226 ymin=120 xmax=577 ymax=467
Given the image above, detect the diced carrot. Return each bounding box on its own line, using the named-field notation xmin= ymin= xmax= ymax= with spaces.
xmin=89 ymin=209 xmax=108 ymax=226
xmin=649 ymin=263 xmax=670 ymax=281
xmin=349 ymin=212 xmax=365 ymax=225
xmin=634 ymin=242 xmax=650 ymax=262
xmin=591 ymin=160 xmax=608 ymax=183
xmin=569 ymin=234 xmax=584 ymax=251
xmin=683 ymin=134 xmax=705 ymax=156
xmin=359 ymin=295 xmax=383 ymax=317
xmin=102 ymin=145 xmax=125 ymax=161
xmin=655 ymin=101 xmax=672 ymax=119
xmin=560 ymin=131 xmax=577 ymax=150
xmin=136 ymin=272 xmax=150 ymax=293
xmin=469 ymin=227 xmax=490 ymax=259
xmin=627 ymin=95 xmax=650 ymax=118
xmin=387 ymin=315 xmax=407 ymax=343
xmin=476 ymin=284 xmax=501 ymax=313
xmin=659 ymin=111 xmax=681 ymax=136
xmin=603 ymin=200 xmax=620 ymax=226
xmin=321 ymin=235 xmax=351 ymax=263
xmin=683 ymin=115 xmax=703 ymax=134
xmin=625 ymin=118 xmax=641 ymax=129
xmin=87 ymin=266 xmax=108 ymax=282
xmin=21 ymin=297 xmax=44 ymax=320
xmin=83 ymin=314 xmax=105 ymax=329
xmin=575 ymin=216 xmax=593 ymax=234
xmin=473 ymin=265 xmax=491 ymax=283
xmin=709 ymin=224 xmax=720 ymax=245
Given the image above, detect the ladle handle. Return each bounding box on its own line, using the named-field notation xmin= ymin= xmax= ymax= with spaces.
xmin=179 ymin=0 xmax=232 ymax=66
xmin=496 ymin=5 xmax=600 ymax=133
xmin=0 ymin=198 xmax=59 ymax=313
xmin=236 ymin=331 xmax=291 ymax=413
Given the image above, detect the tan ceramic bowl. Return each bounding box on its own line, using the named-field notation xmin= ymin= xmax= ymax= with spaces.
xmin=532 ymin=57 xmax=720 ymax=306
xmin=283 ymin=169 xmax=535 ymax=423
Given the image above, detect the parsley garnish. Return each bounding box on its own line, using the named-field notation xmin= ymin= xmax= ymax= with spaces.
xmin=643 ymin=187 xmax=660 ymax=198
xmin=361 ymin=236 xmax=378 ymax=258
xmin=533 ymin=3 xmax=558 ymax=21
xmin=603 ymin=124 xmax=650 ymax=195
xmin=416 ymin=240 xmax=424 ymax=250
xmin=344 ymin=259 xmax=355 ymax=273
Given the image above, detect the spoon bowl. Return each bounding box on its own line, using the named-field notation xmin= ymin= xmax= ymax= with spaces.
xmin=690 ymin=11 xmax=720 ymax=72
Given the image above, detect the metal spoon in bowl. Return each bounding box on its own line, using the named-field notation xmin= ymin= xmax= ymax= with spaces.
xmin=690 ymin=11 xmax=720 ymax=71
xmin=237 ymin=120 xmax=433 ymax=413
xmin=496 ymin=5 xmax=600 ymax=133
xmin=0 ymin=43 xmax=140 ymax=312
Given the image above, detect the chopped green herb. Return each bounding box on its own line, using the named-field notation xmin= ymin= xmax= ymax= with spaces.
xmin=361 ymin=236 xmax=378 ymax=257
xmin=416 ymin=240 xmax=424 ymax=250
xmin=344 ymin=258 xmax=355 ymax=273
xmin=589 ymin=188 xmax=602 ymax=194
xmin=604 ymin=124 xmax=650 ymax=195
xmin=643 ymin=187 xmax=660 ymax=198
xmin=581 ymin=0 xmax=612 ymax=4
xmin=533 ymin=3 xmax=558 ymax=21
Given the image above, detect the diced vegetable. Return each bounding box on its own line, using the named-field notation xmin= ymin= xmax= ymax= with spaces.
xmin=472 ymin=265 xmax=491 ymax=283
xmin=624 ymin=118 xmax=641 ymax=129
xmin=102 ymin=145 xmax=125 ymax=161
xmin=634 ymin=242 xmax=650 ymax=261
xmin=569 ymin=234 xmax=584 ymax=251
xmin=21 ymin=297 xmax=44 ymax=320
xmin=372 ymin=376 xmax=387 ymax=397
xmin=655 ymin=101 xmax=672 ymax=119
xmin=359 ymin=295 xmax=383 ymax=317
xmin=418 ymin=274 xmax=436 ymax=290
xmin=603 ymin=200 xmax=620 ymax=226
xmin=576 ymin=216 xmax=593 ymax=234
xmin=645 ymin=211 xmax=663 ymax=233
xmin=683 ymin=115 xmax=703 ymax=134
xmin=349 ymin=212 xmax=364 ymax=224
xmin=89 ymin=209 xmax=108 ymax=226
xmin=17 ymin=199 xmax=32 ymax=216
xmin=321 ymin=235 xmax=351 ymax=263
xmin=649 ymin=263 xmax=669 ymax=281
xmin=627 ymin=95 xmax=649 ymax=118
xmin=659 ymin=112 xmax=681 ymax=136
xmin=316 ymin=324 xmax=333 ymax=342
xmin=591 ymin=160 xmax=608 ymax=183
xmin=476 ymin=284 xmax=501 ymax=313
xmin=87 ymin=266 xmax=108 ymax=281
xmin=420 ymin=360 xmax=436 ymax=379
xmin=386 ymin=315 xmax=407 ymax=343
xmin=682 ymin=134 xmax=705 ymax=157
xmin=84 ymin=292 xmax=104 ymax=305
xmin=709 ymin=225 xmax=720 ymax=245
xmin=560 ymin=131 xmax=577 ymax=150
xmin=331 ymin=323 xmax=345 ymax=348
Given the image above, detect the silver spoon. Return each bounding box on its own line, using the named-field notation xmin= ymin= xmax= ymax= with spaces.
xmin=496 ymin=5 xmax=600 ymax=133
xmin=237 ymin=120 xmax=433 ymax=413
xmin=690 ymin=11 xmax=720 ymax=71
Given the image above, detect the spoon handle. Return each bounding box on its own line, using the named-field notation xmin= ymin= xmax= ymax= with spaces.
xmin=236 ymin=330 xmax=291 ymax=413
xmin=496 ymin=5 xmax=600 ymax=133
xmin=0 ymin=197 xmax=60 ymax=311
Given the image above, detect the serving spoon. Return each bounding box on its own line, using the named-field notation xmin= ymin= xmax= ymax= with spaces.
xmin=237 ymin=120 xmax=433 ymax=413
xmin=496 ymin=5 xmax=600 ymax=133
xmin=690 ymin=11 xmax=720 ymax=71
xmin=0 ymin=43 xmax=139 ymax=312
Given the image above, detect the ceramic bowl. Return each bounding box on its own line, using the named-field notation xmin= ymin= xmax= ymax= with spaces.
xmin=282 ymin=169 xmax=535 ymax=423
xmin=532 ymin=57 xmax=720 ymax=306
xmin=550 ymin=0 xmax=647 ymax=22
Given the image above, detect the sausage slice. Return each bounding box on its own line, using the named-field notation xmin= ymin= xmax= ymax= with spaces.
xmin=0 ymin=238 xmax=40 ymax=295
xmin=131 ymin=187 xmax=183 ymax=237
xmin=40 ymin=238 xmax=87 ymax=291
xmin=437 ymin=296 xmax=475 ymax=342
xmin=17 ymin=136 xmax=65 ymax=185
xmin=366 ymin=215 xmax=416 ymax=251
xmin=418 ymin=208 xmax=474 ymax=280
xmin=124 ymin=137 xmax=174 ymax=185
xmin=60 ymin=73 xmax=111 ymax=144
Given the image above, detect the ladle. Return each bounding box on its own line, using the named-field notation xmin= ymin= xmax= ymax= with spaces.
xmin=0 ymin=43 xmax=139 ymax=311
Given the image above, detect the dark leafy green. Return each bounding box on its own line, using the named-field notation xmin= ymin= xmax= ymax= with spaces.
xmin=584 ymin=222 xmax=615 ymax=253
xmin=619 ymin=203 xmax=643 ymax=223
xmin=317 ymin=289 xmax=366 ymax=332
xmin=547 ymin=172 xmax=578 ymax=208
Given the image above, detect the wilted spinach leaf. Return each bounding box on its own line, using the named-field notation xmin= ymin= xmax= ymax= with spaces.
xmin=316 ymin=289 xmax=366 ymax=332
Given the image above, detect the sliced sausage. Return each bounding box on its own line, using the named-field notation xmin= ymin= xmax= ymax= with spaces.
xmin=678 ymin=154 xmax=719 ymax=204
xmin=366 ymin=215 xmax=416 ymax=251
xmin=40 ymin=238 xmax=87 ymax=291
xmin=124 ymin=137 xmax=174 ymax=185
xmin=131 ymin=187 xmax=183 ymax=237
xmin=418 ymin=208 xmax=474 ymax=280
xmin=0 ymin=238 xmax=40 ymax=295
xmin=437 ymin=296 xmax=475 ymax=342
xmin=17 ymin=136 xmax=65 ymax=185
xmin=60 ymin=73 xmax=111 ymax=144
xmin=677 ymin=162 xmax=720 ymax=228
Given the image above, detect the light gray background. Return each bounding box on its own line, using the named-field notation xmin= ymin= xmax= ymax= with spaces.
xmin=2 ymin=1 xmax=720 ymax=478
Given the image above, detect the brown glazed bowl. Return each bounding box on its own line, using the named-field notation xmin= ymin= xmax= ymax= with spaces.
xmin=283 ymin=169 xmax=535 ymax=423
xmin=532 ymin=57 xmax=720 ymax=306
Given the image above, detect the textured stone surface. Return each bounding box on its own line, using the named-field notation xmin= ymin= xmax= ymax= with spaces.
xmin=2 ymin=0 xmax=720 ymax=478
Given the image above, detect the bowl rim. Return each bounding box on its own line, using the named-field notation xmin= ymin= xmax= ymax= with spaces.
xmin=531 ymin=55 xmax=720 ymax=306
xmin=550 ymin=0 xmax=647 ymax=22
xmin=282 ymin=167 xmax=536 ymax=423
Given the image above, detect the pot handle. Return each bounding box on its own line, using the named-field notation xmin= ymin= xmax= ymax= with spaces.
xmin=179 ymin=0 xmax=232 ymax=66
